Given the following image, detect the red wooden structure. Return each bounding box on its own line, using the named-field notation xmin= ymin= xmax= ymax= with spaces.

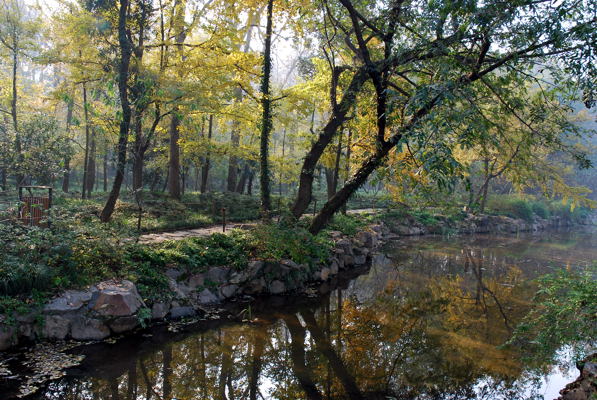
xmin=19 ymin=186 xmax=53 ymax=226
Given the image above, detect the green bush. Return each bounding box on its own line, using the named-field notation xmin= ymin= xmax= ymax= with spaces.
xmin=530 ymin=201 xmax=550 ymax=219
xmin=487 ymin=196 xmax=534 ymax=221
xmin=326 ymin=214 xmax=368 ymax=235
xmin=243 ymin=223 xmax=332 ymax=265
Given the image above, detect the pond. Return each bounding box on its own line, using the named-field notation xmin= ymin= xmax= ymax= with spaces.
xmin=4 ymin=227 xmax=597 ymax=400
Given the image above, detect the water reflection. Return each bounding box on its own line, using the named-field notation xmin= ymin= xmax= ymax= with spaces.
xmin=23 ymin=229 xmax=597 ymax=400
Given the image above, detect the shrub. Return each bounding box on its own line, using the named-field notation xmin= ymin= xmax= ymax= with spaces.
xmin=243 ymin=223 xmax=332 ymax=265
xmin=487 ymin=196 xmax=534 ymax=221
xmin=326 ymin=214 xmax=368 ymax=235
xmin=530 ymin=201 xmax=550 ymax=219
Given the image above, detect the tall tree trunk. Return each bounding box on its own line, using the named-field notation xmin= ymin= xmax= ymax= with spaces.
xmin=247 ymin=169 xmax=254 ymax=196
xmin=236 ymin=162 xmax=250 ymax=194
xmin=227 ymin=123 xmax=240 ymax=192
xmin=167 ymin=111 xmax=182 ymax=199
xmin=82 ymin=83 xmax=91 ymax=199
xmin=132 ymin=115 xmax=146 ymax=191
xmin=85 ymin=127 xmax=97 ymax=195
xmin=259 ymin=0 xmax=274 ymax=219
xmin=62 ymin=99 xmax=74 ymax=193
xmin=226 ymin=9 xmax=259 ymax=192
xmin=11 ymin=49 xmax=23 ymax=188
xmin=166 ymin=0 xmax=186 ymax=200
xmin=200 ymin=115 xmax=213 ymax=193
xmin=100 ymin=0 xmax=133 ymax=222
xmin=1 ymin=168 xmax=6 ymax=191
xmin=478 ymin=159 xmax=491 ymax=213
xmin=290 ymin=69 xmax=368 ymax=219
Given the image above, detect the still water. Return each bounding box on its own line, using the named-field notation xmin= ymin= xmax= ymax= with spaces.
xmin=10 ymin=228 xmax=597 ymax=399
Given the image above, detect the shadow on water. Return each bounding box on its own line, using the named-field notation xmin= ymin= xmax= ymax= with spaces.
xmin=4 ymin=227 xmax=596 ymax=400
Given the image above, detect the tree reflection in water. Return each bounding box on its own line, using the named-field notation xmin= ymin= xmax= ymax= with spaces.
xmin=28 ymin=231 xmax=597 ymax=400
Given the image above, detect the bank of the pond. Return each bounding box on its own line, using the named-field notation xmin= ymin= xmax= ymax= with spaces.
xmin=0 ymin=210 xmax=592 ymax=353
xmin=0 ymin=222 xmax=388 ymax=352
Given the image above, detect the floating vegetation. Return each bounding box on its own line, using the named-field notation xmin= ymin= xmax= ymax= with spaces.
xmin=16 ymin=343 xmax=85 ymax=398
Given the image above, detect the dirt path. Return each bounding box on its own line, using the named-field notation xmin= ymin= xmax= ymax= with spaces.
xmin=136 ymin=208 xmax=383 ymax=244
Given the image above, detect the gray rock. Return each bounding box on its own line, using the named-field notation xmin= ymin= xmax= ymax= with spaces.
xmin=197 ymin=288 xmax=219 ymax=304
xmin=43 ymin=315 xmax=71 ymax=340
xmin=354 ymin=255 xmax=367 ymax=265
xmin=71 ymin=317 xmax=110 ymax=340
xmin=151 ymin=302 xmax=170 ymax=319
xmin=335 ymin=239 xmax=353 ymax=255
xmin=220 ymin=284 xmax=239 ymax=299
xmin=109 ymin=316 xmax=139 ymax=333
xmin=187 ymin=274 xmax=205 ymax=289
xmin=168 ymin=277 xmax=188 ymax=299
xmin=269 ymin=280 xmax=286 ymax=294
xmin=169 ymin=306 xmax=195 ymax=319
xmin=320 ymin=267 xmax=331 ymax=281
xmin=244 ymin=278 xmax=266 ymax=295
xmin=329 ymin=260 xmax=339 ymax=275
xmin=89 ymin=280 xmax=143 ymax=317
xmin=44 ymin=289 xmax=94 ymax=315
xmin=207 ymin=267 xmax=229 ymax=284
xmin=343 ymin=254 xmax=355 ymax=266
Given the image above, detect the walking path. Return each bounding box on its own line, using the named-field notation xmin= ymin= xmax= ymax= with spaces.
xmin=136 ymin=208 xmax=383 ymax=244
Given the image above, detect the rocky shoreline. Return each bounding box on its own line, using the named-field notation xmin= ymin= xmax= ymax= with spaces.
xmin=0 ymin=212 xmax=589 ymax=352
xmin=0 ymin=223 xmax=388 ymax=352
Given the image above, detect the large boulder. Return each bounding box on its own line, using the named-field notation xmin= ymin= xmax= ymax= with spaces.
xmin=44 ymin=289 xmax=94 ymax=315
xmin=269 ymin=280 xmax=286 ymax=294
xmin=197 ymin=288 xmax=219 ymax=304
xmin=70 ymin=316 xmax=110 ymax=340
xmin=151 ymin=302 xmax=170 ymax=320
xmin=206 ymin=267 xmax=229 ymax=284
xmin=89 ymin=280 xmax=143 ymax=317
xmin=43 ymin=315 xmax=71 ymax=340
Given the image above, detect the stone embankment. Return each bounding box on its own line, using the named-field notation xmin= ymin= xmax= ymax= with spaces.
xmin=0 ymin=224 xmax=388 ymax=351
xmin=385 ymin=213 xmax=578 ymax=236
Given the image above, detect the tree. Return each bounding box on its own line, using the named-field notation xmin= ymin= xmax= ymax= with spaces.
xmin=100 ymin=0 xmax=133 ymax=222
xmin=287 ymin=0 xmax=596 ymax=234
xmin=0 ymin=0 xmax=41 ymax=187
xmin=259 ymin=0 xmax=274 ymax=219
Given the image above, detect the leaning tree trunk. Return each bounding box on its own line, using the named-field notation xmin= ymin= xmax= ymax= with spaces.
xmin=259 ymin=0 xmax=274 ymax=219
xmin=100 ymin=0 xmax=132 ymax=222
xmin=290 ymin=69 xmax=368 ymax=219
